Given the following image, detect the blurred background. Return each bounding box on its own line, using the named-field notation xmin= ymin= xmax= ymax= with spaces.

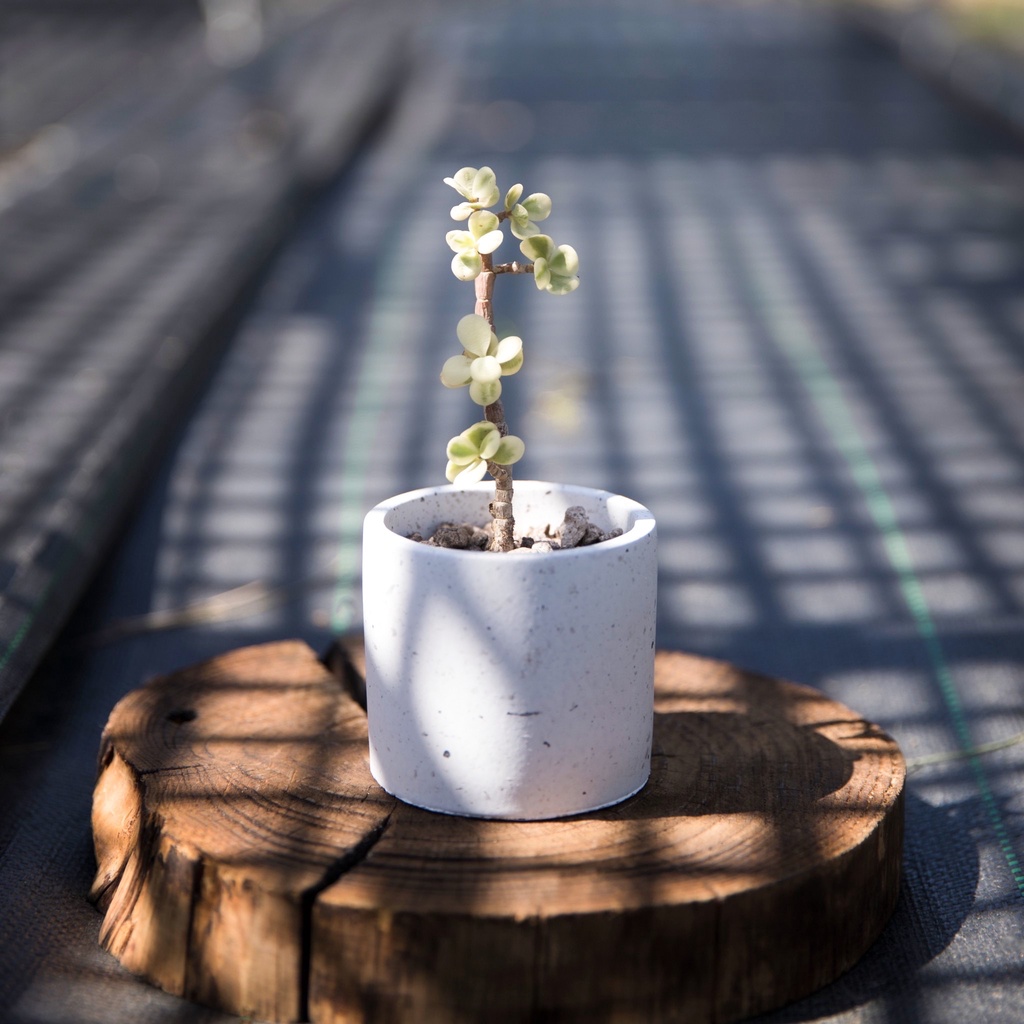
xmin=1 ymin=1 xmax=1023 ymax=1021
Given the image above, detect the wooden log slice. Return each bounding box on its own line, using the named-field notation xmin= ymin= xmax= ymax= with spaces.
xmin=314 ymin=642 xmax=905 ymax=1023
xmin=90 ymin=641 xmax=393 ymax=1023
xmin=92 ymin=640 xmax=904 ymax=1024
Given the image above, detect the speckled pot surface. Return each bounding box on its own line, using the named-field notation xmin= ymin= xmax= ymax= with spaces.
xmin=362 ymin=481 xmax=657 ymax=820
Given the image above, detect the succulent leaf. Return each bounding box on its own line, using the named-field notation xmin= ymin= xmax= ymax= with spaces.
xmin=446 ymin=435 xmax=480 ymax=461
xmin=444 ymin=167 xmax=477 ymax=193
xmin=451 ymin=251 xmax=482 ymax=281
xmin=472 ymin=166 xmax=499 ymax=206
xmin=445 ymin=166 xmax=499 ymax=207
xmin=468 ymin=209 xmax=499 ymax=235
xmin=442 ymin=319 xmax=522 ymax=403
xmin=519 ymin=234 xmax=555 ymax=261
xmin=521 ymin=192 xmax=552 ymax=220
xmin=456 ymin=314 xmax=493 ymax=356
xmin=528 ymin=242 xmax=579 ymax=294
xmin=446 ymin=230 xmax=474 ymax=253
xmin=492 ymin=435 xmax=526 ymax=465
xmin=447 ymin=211 xmax=504 ymax=279
xmin=446 ymin=458 xmax=489 ymax=484
xmin=465 ymin=420 xmax=496 ymax=450
xmin=476 ymin=230 xmax=504 ymax=255
xmin=440 ymin=354 xmax=474 ymax=388
xmin=443 ymin=421 xmax=523 ymax=484
xmin=469 ymin=378 xmax=502 ymax=406
xmin=470 ymin=355 xmax=502 ymax=383
xmin=494 ymin=335 xmax=523 ymax=370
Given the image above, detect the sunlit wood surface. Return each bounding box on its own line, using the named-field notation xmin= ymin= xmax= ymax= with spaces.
xmin=92 ymin=639 xmax=903 ymax=1023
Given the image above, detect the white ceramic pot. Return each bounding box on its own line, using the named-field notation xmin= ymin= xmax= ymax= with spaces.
xmin=361 ymin=480 xmax=657 ymax=820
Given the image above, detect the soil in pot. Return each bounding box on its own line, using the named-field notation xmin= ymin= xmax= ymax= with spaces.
xmin=412 ymin=504 xmax=623 ymax=552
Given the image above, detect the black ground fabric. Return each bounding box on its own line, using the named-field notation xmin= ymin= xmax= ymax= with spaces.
xmin=1 ymin=2 xmax=1022 ymax=1022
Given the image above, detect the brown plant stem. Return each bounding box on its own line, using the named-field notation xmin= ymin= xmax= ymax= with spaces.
xmin=475 ymin=255 xmax=516 ymax=552
xmin=493 ymin=261 xmax=535 ymax=275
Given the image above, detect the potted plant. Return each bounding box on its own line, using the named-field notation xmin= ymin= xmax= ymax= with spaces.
xmin=362 ymin=166 xmax=657 ymax=820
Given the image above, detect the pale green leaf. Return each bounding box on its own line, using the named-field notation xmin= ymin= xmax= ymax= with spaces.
xmin=444 ymin=167 xmax=477 ymax=196
xmin=465 ymin=421 xmax=498 ymax=451
xmin=451 ymin=251 xmax=482 ymax=281
xmin=544 ymin=274 xmax=577 ymax=294
xmin=469 ymin=378 xmax=502 ymax=407
xmin=545 ymin=275 xmax=579 ymax=295
xmin=470 ymin=355 xmax=502 ymax=383
xmin=456 ymin=313 xmax=493 ymax=356
xmin=449 ymin=458 xmax=488 ymax=485
xmin=521 ymin=192 xmax=552 ymax=220
xmin=469 ymin=209 xmax=500 ymax=237
xmin=440 ymin=354 xmax=473 ymax=388
xmin=446 ymin=436 xmax=479 ymax=462
xmin=494 ymin=335 xmax=522 ymax=367
xmin=551 ymin=244 xmax=579 ymax=275
xmin=446 ymin=229 xmax=473 ymax=253
xmin=510 ymin=219 xmax=539 ymax=242
xmin=504 ymin=183 xmax=523 ymax=210
xmin=493 ymin=435 xmax=526 ymax=465
xmin=478 ymin=425 xmax=502 ymax=460
xmin=519 ymin=234 xmax=554 ymax=261
xmin=472 ymin=166 xmax=499 ymax=206
xmin=533 ymin=257 xmax=550 ymax=290
xmin=500 ymin=350 xmax=523 ymax=376
xmin=475 ymin=229 xmax=504 ymax=255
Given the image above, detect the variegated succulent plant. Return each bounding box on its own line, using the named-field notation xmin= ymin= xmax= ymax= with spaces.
xmin=440 ymin=166 xmax=579 ymax=552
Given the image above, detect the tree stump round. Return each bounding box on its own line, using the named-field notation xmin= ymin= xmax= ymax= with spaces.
xmin=91 ymin=640 xmax=904 ymax=1023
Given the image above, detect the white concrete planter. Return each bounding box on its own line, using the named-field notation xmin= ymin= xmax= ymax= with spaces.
xmin=362 ymin=480 xmax=657 ymax=820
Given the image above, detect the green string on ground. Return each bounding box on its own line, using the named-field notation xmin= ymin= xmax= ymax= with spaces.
xmin=743 ymin=238 xmax=1024 ymax=899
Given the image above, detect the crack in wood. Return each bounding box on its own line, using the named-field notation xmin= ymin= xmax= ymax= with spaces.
xmin=300 ymin=810 xmax=394 ymax=1021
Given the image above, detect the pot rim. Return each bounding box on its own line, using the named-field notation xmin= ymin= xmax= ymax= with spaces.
xmin=364 ymin=479 xmax=656 ymax=559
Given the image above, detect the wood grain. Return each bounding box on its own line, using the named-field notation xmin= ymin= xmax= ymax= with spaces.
xmin=92 ymin=640 xmax=904 ymax=1023
xmin=90 ymin=640 xmax=393 ymax=1022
